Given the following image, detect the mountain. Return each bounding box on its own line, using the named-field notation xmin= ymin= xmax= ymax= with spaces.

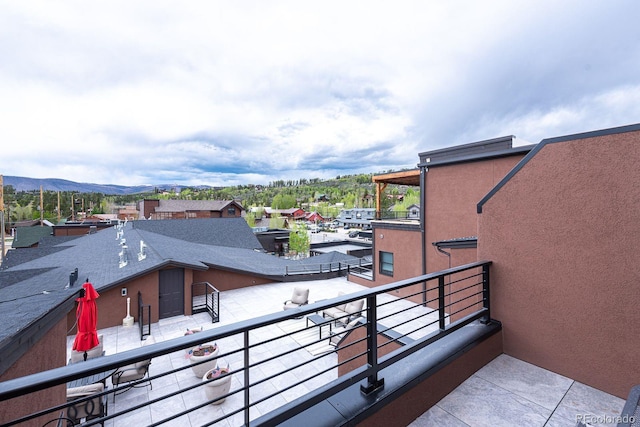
xmin=1 ymin=176 xmax=194 ymax=195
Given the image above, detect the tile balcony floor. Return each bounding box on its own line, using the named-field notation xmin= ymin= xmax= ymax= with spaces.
xmin=409 ymin=354 xmax=626 ymax=427
xmin=67 ymin=277 xmax=626 ymax=426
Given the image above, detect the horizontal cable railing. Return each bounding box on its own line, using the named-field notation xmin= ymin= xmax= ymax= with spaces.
xmin=375 ymin=210 xmax=420 ymax=220
xmin=0 ymin=261 xmax=491 ymax=427
xmin=191 ymin=281 xmax=220 ymax=323
xmin=283 ymin=258 xmax=374 ymax=276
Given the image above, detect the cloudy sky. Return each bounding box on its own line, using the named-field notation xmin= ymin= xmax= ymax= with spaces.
xmin=2 ymin=1 xmax=639 ymax=187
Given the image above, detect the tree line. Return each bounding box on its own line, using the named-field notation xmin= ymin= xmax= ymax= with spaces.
xmin=1 ymin=173 xmax=418 ymax=225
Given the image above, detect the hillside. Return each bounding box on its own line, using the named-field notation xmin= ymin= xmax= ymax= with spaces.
xmin=1 ymin=176 xmax=209 ymax=195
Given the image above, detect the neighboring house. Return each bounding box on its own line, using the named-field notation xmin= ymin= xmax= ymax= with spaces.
xmin=138 ymin=199 xmax=244 ymax=220
xmin=386 ymin=204 xmax=420 ymax=220
xmin=116 ymin=206 xmax=139 ymax=220
xmin=90 ymin=214 xmax=119 ymax=222
xmin=336 ymin=208 xmax=377 ymax=228
xmin=263 ymin=207 xmax=305 ymax=220
xmin=351 ymin=136 xmax=532 ymax=295
xmin=304 ymin=211 xmax=324 ymax=223
xmin=0 ymin=217 xmax=360 ymax=387
xmin=52 ymin=219 xmax=118 ymax=237
xmin=254 ymin=217 xmax=290 ymax=229
xmin=10 ymin=223 xmax=54 ymax=248
xmin=406 ymin=204 xmax=420 ymax=219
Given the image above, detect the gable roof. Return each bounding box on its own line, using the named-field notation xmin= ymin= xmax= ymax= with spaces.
xmin=152 ymin=199 xmax=243 ymax=212
xmin=12 ymin=225 xmax=54 ymax=248
xmin=0 ymin=218 xmax=359 ymax=371
xmin=132 ymin=217 xmax=261 ymax=249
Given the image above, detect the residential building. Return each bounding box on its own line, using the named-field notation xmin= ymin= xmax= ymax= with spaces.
xmin=0 ymin=123 xmax=638 ymax=425
xmin=262 ymin=207 xmax=306 ymax=220
xmin=138 ymin=199 xmax=244 ymax=220
xmin=336 ymin=208 xmax=377 ymax=228
xmin=352 ymin=136 xmax=533 ymax=303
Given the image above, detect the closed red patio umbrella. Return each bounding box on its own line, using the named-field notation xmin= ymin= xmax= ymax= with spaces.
xmin=72 ymin=280 xmax=100 ymax=361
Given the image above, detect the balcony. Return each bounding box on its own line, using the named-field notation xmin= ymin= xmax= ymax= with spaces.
xmin=0 ymin=262 xmax=628 ymax=426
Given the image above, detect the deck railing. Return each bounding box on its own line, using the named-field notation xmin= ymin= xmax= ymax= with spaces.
xmin=137 ymin=291 xmax=151 ymax=341
xmin=284 ymin=257 xmax=373 ymax=276
xmin=0 ymin=261 xmax=491 ymax=427
xmin=191 ymin=281 xmax=220 ymax=323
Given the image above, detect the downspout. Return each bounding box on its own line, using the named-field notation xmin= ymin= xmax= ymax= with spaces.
xmin=433 ymin=242 xmax=452 ymax=315
xmin=433 ymin=244 xmax=452 ymax=270
xmin=420 ymin=165 xmax=427 ymax=305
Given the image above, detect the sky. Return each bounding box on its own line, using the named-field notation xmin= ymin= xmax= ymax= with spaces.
xmin=1 ymin=1 xmax=639 ymax=187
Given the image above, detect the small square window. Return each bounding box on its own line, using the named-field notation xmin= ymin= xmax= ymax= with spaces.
xmin=379 ymin=251 xmax=394 ymax=276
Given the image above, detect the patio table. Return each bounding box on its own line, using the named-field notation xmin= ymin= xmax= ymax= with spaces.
xmin=67 ymin=356 xmax=115 ymax=388
xmin=306 ymin=314 xmax=332 ymax=339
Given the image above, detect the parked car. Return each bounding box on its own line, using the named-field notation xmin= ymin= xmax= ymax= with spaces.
xmin=348 ymin=231 xmax=359 ymax=238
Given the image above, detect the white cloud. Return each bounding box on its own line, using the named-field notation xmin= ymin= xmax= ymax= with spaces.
xmin=1 ymin=0 xmax=639 ymax=186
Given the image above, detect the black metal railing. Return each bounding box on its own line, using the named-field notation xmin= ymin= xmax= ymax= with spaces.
xmin=373 ymin=210 xmax=420 ymax=220
xmin=284 ymin=261 xmax=345 ymax=275
xmin=284 ymin=258 xmax=373 ymax=276
xmin=137 ymin=291 xmax=151 ymax=341
xmin=346 ymin=256 xmax=374 ymax=277
xmin=0 ymin=261 xmax=491 ymax=427
xmin=191 ymin=281 xmax=220 ymax=323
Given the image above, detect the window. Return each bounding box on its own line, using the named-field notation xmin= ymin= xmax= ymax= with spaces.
xmin=379 ymin=251 xmax=394 ymax=276
xmin=227 ymin=207 xmax=236 ymax=216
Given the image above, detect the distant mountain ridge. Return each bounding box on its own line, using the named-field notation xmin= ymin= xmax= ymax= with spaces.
xmin=1 ymin=176 xmax=195 ymax=195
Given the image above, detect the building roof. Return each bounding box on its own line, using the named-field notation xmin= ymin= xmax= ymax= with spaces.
xmin=417 ymin=135 xmax=534 ymax=168
xmin=372 ymin=169 xmax=421 ymax=186
xmin=264 ymin=207 xmax=304 ymax=215
xmin=11 ymin=225 xmax=54 ymax=248
xmin=151 ymin=199 xmax=243 ymax=212
xmin=132 ymin=217 xmax=260 ymax=249
xmin=0 ymin=218 xmax=359 ymax=363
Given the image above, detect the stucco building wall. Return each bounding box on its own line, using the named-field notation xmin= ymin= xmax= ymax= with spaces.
xmin=424 ymin=155 xmax=523 ymax=274
xmin=478 ymin=129 xmax=640 ymax=398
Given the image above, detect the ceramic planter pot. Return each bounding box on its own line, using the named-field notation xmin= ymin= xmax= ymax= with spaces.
xmin=202 ymin=366 xmax=231 ymax=405
xmin=188 ymin=343 xmax=219 ymax=378
xmin=183 ymin=327 xmax=203 ymax=355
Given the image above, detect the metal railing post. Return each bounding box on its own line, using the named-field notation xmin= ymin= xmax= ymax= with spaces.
xmin=244 ymin=330 xmax=250 ymax=426
xmin=360 ymin=295 xmax=385 ymax=395
xmin=438 ymin=276 xmax=446 ymax=330
xmin=481 ymin=264 xmax=491 ymax=324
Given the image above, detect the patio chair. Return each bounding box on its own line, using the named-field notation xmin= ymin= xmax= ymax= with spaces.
xmin=66 ymin=382 xmax=107 ymax=426
xmin=328 ymin=317 xmax=364 ymax=347
xmin=283 ymin=287 xmax=309 ymax=311
xmin=323 ymin=294 xmax=365 ymax=326
xmin=111 ymin=335 xmax=155 ymax=402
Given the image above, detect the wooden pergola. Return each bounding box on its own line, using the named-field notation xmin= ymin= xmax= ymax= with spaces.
xmin=371 ymin=169 xmax=421 ymax=216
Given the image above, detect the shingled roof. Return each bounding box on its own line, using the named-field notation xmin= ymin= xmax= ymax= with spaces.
xmin=0 ymin=218 xmax=359 ymax=373
xmin=151 ymin=199 xmax=242 ymax=212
